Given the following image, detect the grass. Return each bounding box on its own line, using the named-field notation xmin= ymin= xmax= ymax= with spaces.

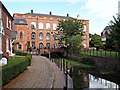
xmin=3 ymin=56 xmax=26 ymax=67
xmin=51 ymin=58 xmax=93 ymax=68
xmin=80 ymin=50 xmax=118 ymax=59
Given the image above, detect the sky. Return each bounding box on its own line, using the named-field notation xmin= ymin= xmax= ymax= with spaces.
xmin=1 ymin=0 xmax=118 ymax=35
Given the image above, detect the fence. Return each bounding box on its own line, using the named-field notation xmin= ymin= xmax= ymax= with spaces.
xmin=80 ymin=50 xmax=119 ymax=59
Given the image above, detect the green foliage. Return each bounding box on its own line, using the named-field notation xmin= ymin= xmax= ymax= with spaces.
xmin=90 ymin=33 xmax=103 ymax=48
xmin=57 ymin=19 xmax=83 ymax=51
xmin=14 ymin=49 xmax=28 ymax=56
xmin=80 ymin=54 xmax=95 ymax=65
xmin=109 ymin=15 xmax=120 ymax=58
xmin=2 ymin=54 xmax=32 ymax=86
xmin=71 ymin=34 xmax=82 ymax=52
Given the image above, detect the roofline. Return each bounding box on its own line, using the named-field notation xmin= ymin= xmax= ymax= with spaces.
xmin=13 ymin=13 xmax=73 ymax=19
xmin=0 ymin=1 xmax=13 ymax=20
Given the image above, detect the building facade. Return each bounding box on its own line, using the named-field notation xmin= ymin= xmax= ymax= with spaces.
xmin=0 ymin=1 xmax=14 ymax=59
xmin=13 ymin=10 xmax=89 ymax=53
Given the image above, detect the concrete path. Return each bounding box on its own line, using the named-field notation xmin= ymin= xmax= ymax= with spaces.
xmin=3 ymin=56 xmax=73 ymax=89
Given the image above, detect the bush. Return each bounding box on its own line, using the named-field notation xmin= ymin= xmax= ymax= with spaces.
xmin=14 ymin=49 xmax=28 ymax=56
xmin=80 ymin=54 xmax=95 ymax=65
xmin=2 ymin=54 xmax=32 ymax=86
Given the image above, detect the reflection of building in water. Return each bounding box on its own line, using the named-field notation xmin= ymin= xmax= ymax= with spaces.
xmin=89 ymin=74 xmax=119 ymax=89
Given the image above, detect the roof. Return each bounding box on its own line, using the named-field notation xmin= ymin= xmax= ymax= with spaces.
xmin=25 ymin=13 xmax=74 ymax=19
xmin=101 ymin=26 xmax=111 ymax=35
xmin=13 ymin=18 xmax=28 ymax=25
xmin=0 ymin=1 xmax=13 ymax=20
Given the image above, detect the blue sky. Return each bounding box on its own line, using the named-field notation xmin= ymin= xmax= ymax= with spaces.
xmin=2 ymin=0 xmax=118 ymax=35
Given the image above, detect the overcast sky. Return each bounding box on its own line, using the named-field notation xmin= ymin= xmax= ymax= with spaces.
xmin=1 ymin=0 xmax=118 ymax=35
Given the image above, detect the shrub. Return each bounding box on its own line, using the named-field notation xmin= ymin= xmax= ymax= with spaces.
xmin=2 ymin=54 xmax=32 ymax=86
xmin=80 ymin=54 xmax=95 ymax=65
xmin=14 ymin=49 xmax=28 ymax=56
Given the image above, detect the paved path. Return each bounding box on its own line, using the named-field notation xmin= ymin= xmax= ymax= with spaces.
xmin=3 ymin=56 xmax=73 ymax=89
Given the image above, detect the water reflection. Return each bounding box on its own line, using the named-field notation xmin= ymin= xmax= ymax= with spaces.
xmin=71 ymin=67 xmax=119 ymax=89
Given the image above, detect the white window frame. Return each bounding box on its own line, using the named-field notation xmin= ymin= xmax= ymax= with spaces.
xmin=39 ymin=33 xmax=43 ymax=40
xmin=83 ymin=25 xmax=86 ymax=31
xmin=39 ymin=23 xmax=44 ymax=29
xmin=6 ymin=16 xmax=9 ymax=28
xmin=6 ymin=38 xmax=9 ymax=52
xmin=31 ymin=22 xmax=36 ymax=29
xmin=46 ymin=33 xmax=50 ymax=40
xmin=53 ymin=23 xmax=57 ymax=30
xmin=9 ymin=20 xmax=12 ymax=30
xmin=46 ymin=23 xmax=50 ymax=30
xmin=0 ymin=35 xmax=3 ymax=54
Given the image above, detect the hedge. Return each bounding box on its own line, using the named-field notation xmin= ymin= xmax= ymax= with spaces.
xmin=2 ymin=54 xmax=32 ymax=86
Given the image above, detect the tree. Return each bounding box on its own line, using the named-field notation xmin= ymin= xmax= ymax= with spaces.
xmin=57 ymin=19 xmax=83 ymax=53
xmin=89 ymin=33 xmax=103 ymax=50
xmin=109 ymin=15 xmax=120 ymax=59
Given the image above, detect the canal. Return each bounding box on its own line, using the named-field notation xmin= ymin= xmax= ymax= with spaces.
xmin=49 ymin=58 xmax=120 ymax=89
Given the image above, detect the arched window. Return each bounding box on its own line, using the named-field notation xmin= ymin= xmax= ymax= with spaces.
xmin=39 ymin=23 xmax=44 ymax=29
xmin=46 ymin=33 xmax=50 ymax=40
xmin=53 ymin=42 xmax=57 ymax=48
xmin=32 ymin=41 xmax=35 ymax=49
xmin=46 ymin=23 xmax=50 ymax=30
xmin=53 ymin=33 xmax=57 ymax=40
xmin=18 ymin=44 xmax=22 ymax=50
xmin=39 ymin=32 xmax=43 ymax=40
xmin=31 ymin=32 xmax=36 ymax=40
xmin=46 ymin=43 xmax=50 ymax=49
xmin=31 ymin=22 xmax=36 ymax=29
xmin=20 ymin=31 xmax=23 ymax=39
xmin=53 ymin=23 xmax=57 ymax=30
xmin=39 ymin=43 xmax=44 ymax=49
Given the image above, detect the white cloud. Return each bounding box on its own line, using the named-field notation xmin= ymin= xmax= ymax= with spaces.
xmin=81 ymin=0 xmax=118 ymax=20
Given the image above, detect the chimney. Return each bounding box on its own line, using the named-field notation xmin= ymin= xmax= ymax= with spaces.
xmin=49 ymin=11 xmax=52 ymax=15
xmin=67 ymin=13 xmax=69 ymax=17
xmin=31 ymin=10 xmax=33 ymax=13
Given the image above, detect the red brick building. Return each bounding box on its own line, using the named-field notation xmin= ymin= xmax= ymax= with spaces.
xmin=13 ymin=10 xmax=89 ymax=53
xmin=0 ymin=1 xmax=14 ymax=59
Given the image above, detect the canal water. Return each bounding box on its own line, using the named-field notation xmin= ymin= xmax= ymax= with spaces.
xmin=70 ymin=67 xmax=119 ymax=89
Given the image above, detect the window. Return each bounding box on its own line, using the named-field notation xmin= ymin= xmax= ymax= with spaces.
xmin=53 ymin=33 xmax=57 ymax=40
xmin=39 ymin=32 xmax=43 ymax=40
xmin=0 ymin=36 xmax=2 ymax=53
xmin=83 ymin=25 xmax=86 ymax=31
xmin=31 ymin=22 xmax=36 ymax=29
xmin=53 ymin=42 xmax=57 ymax=48
xmin=0 ymin=9 xmax=1 ymax=18
xmin=46 ymin=23 xmax=50 ymax=30
xmin=6 ymin=16 xmax=8 ymax=28
xmin=18 ymin=44 xmax=22 ymax=50
xmin=20 ymin=31 xmax=23 ymax=39
xmin=53 ymin=23 xmax=57 ymax=30
xmin=9 ymin=20 xmax=11 ymax=30
xmin=39 ymin=43 xmax=44 ymax=49
xmin=31 ymin=32 xmax=36 ymax=40
xmin=6 ymin=38 xmax=9 ymax=52
xmin=39 ymin=23 xmax=44 ymax=29
xmin=46 ymin=43 xmax=50 ymax=49
xmin=83 ymin=43 xmax=86 ymax=48
xmin=32 ymin=41 xmax=35 ymax=48
xmin=83 ymin=34 xmax=87 ymax=40
xmin=46 ymin=33 xmax=50 ymax=40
